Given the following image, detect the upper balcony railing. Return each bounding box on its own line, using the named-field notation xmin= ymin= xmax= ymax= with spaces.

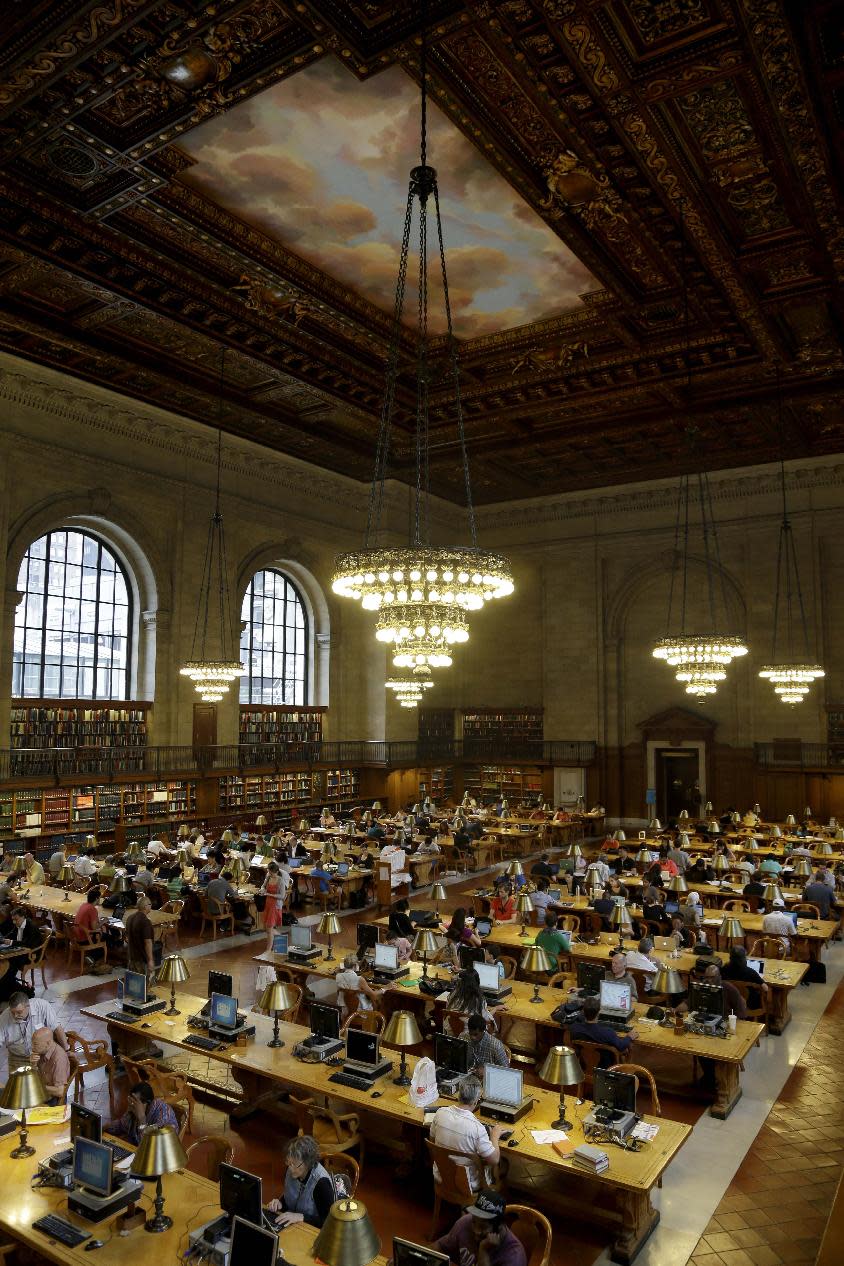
xmin=754 ymin=742 xmax=844 ymax=770
xmin=0 ymin=738 xmax=598 ymax=784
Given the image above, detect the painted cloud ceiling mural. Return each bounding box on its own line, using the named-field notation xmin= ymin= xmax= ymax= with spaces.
xmin=180 ymin=57 xmax=599 ymax=339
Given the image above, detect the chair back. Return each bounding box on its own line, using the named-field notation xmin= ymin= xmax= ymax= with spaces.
xmin=568 ymin=1037 xmax=622 ymax=1085
xmin=443 ymin=1009 xmax=467 ymax=1038
xmin=498 ymin=955 xmax=517 ymax=980
xmin=557 ymin=915 xmax=578 ymax=932
xmin=621 ymin=1062 xmax=661 ymax=1117
xmin=723 ymin=899 xmax=750 ymax=912
xmin=172 ymin=1102 xmax=189 ymax=1139
xmin=504 ymin=1205 xmax=552 ymax=1266
xmin=547 ymin=971 xmax=569 ymax=990
xmin=424 ymin=1138 xmax=475 ymax=1204
xmin=343 ymin=1010 xmax=385 ymax=1035
xmin=749 ymin=937 xmax=788 ymax=959
xmin=791 ymin=902 xmax=820 ymax=918
xmin=324 ymin=1153 xmax=360 ymax=1196
xmin=162 ymin=900 xmax=185 ymax=917
xmin=290 ymin=1094 xmax=317 ymax=1136
xmin=627 ymin=967 xmax=650 ymax=998
xmin=185 ymin=1134 xmax=235 ymax=1181
xmin=58 ymin=1052 xmax=80 ymax=1105
xmin=341 ymin=988 xmax=362 ymax=1017
xmin=730 ymin=979 xmax=768 ymax=1025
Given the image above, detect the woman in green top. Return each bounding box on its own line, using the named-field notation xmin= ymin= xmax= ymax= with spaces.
xmin=535 ymin=911 xmax=571 ymax=970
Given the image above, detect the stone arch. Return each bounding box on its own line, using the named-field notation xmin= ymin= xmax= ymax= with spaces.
xmin=605 ymin=547 xmax=748 ymax=645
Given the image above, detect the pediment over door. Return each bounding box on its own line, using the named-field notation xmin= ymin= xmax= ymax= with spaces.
xmin=637 ymin=707 xmax=717 ymax=744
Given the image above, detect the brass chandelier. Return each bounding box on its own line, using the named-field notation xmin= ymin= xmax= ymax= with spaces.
xmin=758 ymin=372 xmax=824 ymax=705
xmin=386 ymin=674 xmax=434 ymax=708
xmin=331 ymin=6 xmax=513 ymax=676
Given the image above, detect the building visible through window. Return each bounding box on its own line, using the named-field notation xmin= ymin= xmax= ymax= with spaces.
xmin=240 ymin=569 xmax=307 ymax=704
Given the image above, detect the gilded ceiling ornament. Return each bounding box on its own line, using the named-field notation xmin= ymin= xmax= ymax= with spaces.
xmin=560 ymin=20 xmax=619 ymax=91
xmin=539 ymin=151 xmax=608 ymax=208
xmin=626 ymin=0 xmax=710 ymax=45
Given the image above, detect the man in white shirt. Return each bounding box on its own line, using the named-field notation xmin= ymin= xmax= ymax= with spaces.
xmin=132 ymin=865 xmax=155 ymax=891
xmin=0 ymin=992 xmax=68 ymax=1072
xmin=48 ymin=850 xmax=67 ymax=879
xmin=625 ymin=937 xmax=660 ymax=992
xmin=430 ymin=1075 xmax=503 ymax=1191
xmin=73 ymin=852 xmax=97 ymax=878
xmin=146 ymin=839 xmax=167 ymax=858
xmin=587 ymin=858 xmax=610 ymax=885
xmin=761 ymin=898 xmax=793 ymax=948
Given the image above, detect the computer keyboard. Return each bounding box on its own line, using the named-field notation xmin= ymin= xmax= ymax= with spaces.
xmin=598 ymin=1015 xmax=632 ymax=1031
xmin=183 ymin=1033 xmax=223 ymax=1052
xmin=108 ymin=1140 xmax=133 ymax=1163
xmin=32 ymin=1215 xmax=90 ymax=1247
xmin=105 ymin=1010 xmax=140 ymax=1024
xmin=328 ymin=1070 xmax=376 ymax=1090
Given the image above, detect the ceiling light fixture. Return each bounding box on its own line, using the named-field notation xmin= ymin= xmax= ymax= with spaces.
xmin=653 ymin=208 xmax=747 ymax=699
xmin=331 ymin=2 xmax=513 ymax=673
xmin=386 ymin=674 xmax=434 ymax=708
xmin=759 ymin=369 xmax=824 ymax=705
xmin=180 ymin=347 xmax=245 ymax=702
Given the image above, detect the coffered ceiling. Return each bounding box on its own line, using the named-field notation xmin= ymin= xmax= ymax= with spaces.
xmin=0 ymin=0 xmax=842 ymax=503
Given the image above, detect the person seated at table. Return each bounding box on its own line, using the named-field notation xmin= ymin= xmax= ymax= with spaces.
xmin=742 ymin=870 xmax=767 ymax=905
xmin=31 ymin=1026 xmax=71 ymax=1105
xmin=535 ymin=911 xmax=570 ymax=970
xmin=207 ymin=870 xmax=254 ymax=932
xmin=669 ymin=913 xmax=697 ymax=948
xmin=606 ymin=875 xmax=629 ymax=901
xmin=319 ymin=808 xmax=337 ymax=830
xmin=657 ymin=845 xmax=679 ymax=878
xmin=389 ymin=898 xmax=415 ymax=941
xmin=530 ymin=852 xmax=556 ymax=880
xmin=642 ymin=888 xmax=669 ymax=929
xmin=429 ymin=1081 xmax=505 ymax=1195
xmin=452 ymin=824 xmax=474 ymax=863
xmin=803 ymin=870 xmax=835 ymax=918
xmin=605 ymin=948 xmax=638 ymax=1000
xmin=687 ymin=857 xmax=715 ymax=884
xmin=356 ymin=842 xmax=377 ymax=870
xmin=133 ymin=863 xmax=155 ymax=892
xmin=0 ymin=901 xmax=14 ymax=938
xmin=145 ymin=837 xmax=167 ymax=859
xmin=367 ymin=818 xmax=386 ymax=841
xmin=97 ymin=855 xmax=116 ymax=882
xmin=110 ymin=1080 xmax=178 ymax=1145
xmin=435 ymin=1189 xmax=526 ymax=1266
xmin=611 ymin=846 xmax=636 ymax=875
xmin=682 ymin=891 xmax=704 ymax=930
xmin=461 ymin=1014 xmax=510 ymax=1072
xmin=587 ymin=856 xmax=610 ymax=886
xmin=446 ymin=969 xmax=497 ymax=1028
xmin=762 ymin=897 xmax=793 ymax=949
xmin=48 ymin=849 xmax=67 ymax=879
xmin=0 ymin=992 xmax=68 ymax=1071
xmin=567 ymin=995 xmax=637 ymax=1063
xmin=72 ymin=888 xmax=104 ymax=944
xmin=310 ymin=854 xmax=338 ymax=895
xmin=267 ymin=1134 xmax=334 ymax=1228
xmin=335 ymin=952 xmax=382 ymax=1013
xmin=415 ymin=832 xmax=441 ymax=856
xmin=721 ymin=945 xmax=768 ymax=1011
xmin=467 ymin=817 xmax=484 ymax=842
xmin=384 ymin=927 xmax=412 ymax=964
xmin=590 ymin=889 xmax=616 ymax=929
xmin=530 ymin=876 xmax=562 ymax=920
xmin=715 ymin=840 xmax=736 ymax=863
xmin=624 ymin=937 xmax=659 ymax=991
xmin=643 ymin=861 xmax=665 ymax=889
xmin=490 ymin=881 xmax=516 ymax=924
xmin=22 ymin=852 xmax=45 ymax=886
xmin=445 ymin=908 xmax=482 ymax=955
xmin=760 ymin=852 xmax=783 ymax=876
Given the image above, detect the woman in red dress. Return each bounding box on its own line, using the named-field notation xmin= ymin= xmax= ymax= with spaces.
xmin=261 ymin=861 xmax=289 ymax=951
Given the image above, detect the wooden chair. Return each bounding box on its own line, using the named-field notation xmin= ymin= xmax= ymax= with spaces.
xmin=505 ymin=1205 xmax=552 ymax=1266
xmin=198 ymin=892 xmax=234 ymax=940
xmin=498 ymin=954 xmax=518 ymax=979
xmin=56 ymin=1052 xmax=80 ymax=1106
xmin=172 ymin=1102 xmax=189 ymax=1140
xmin=290 ymin=1094 xmax=364 ymax=1167
xmin=67 ymin=927 xmax=108 ymax=974
xmin=65 ymin=1030 xmax=116 ymax=1114
xmin=48 ymin=912 xmax=70 ymax=957
xmin=300 ymin=875 xmax=342 ymax=914
xmin=722 ymin=899 xmax=750 ymax=913
xmin=160 ymin=900 xmax=184 ymax=952
xmin=342 ymin=1009 xmax=385 ymax=1035
xmin=324 ymin=1152 xmax=360 ymax=1197
xmin=22 ymin=931 xmax=52 ymax=991
xmin=443 ymin=1009 xmax=467 ymax=1038
xmin=424 ymin=1138 xmax=475 ymax=1239
xmin=557 ymin=915 xmax=579 ymax=932
xmin=749 ymin=937 xmax=788 ymax=959
xmin=185 ymin=1134 xmax=235 ymax=1181
xmin=730 ymin=980 xmax=768 ymax=1034
xmin=547 ymin=971 xmax=569 ymax=990
xmin=622 ymin=1063 xmax=661 ymax=1116
xmin=791 ymin=902 xmax=820 ymax=919
xmin=568 ymin=1037 xmax=623 ymax=1089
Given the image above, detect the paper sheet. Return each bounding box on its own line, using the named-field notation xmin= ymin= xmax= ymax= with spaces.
xmin=531 ymin=1129 xmax=569 ymax=1144
xmin=631 ymin=1121 xmax=659 ymax=1141
xmin=10 ymin=1104 xmax=70 ymax=1126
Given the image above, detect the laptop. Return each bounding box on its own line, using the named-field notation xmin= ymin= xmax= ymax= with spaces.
xmin=473 ymin=959 xmax=511 ymax=1002
xmin=474 ymin=917 xmax=492 ymax=938
xmin=287 ymin=923 xmax=320 ymax=961
xmin=598 ymin=979 xmax=634 ymax=1025
xmin=336 ymin=862 xmax=350 ymax=877
xmin=664 ymin=900 xmax=680 ymax=915
xmin=343 ymin=1028 xmax=392 ymax=1080
xmin=373 ymin=942 xmax=405 ymax=981
xmin=478 ymin=1065 xmax=532 ymax=1123
xmin=654 ymin=935 xmax=676 ymax=950
xmin=746 ymin=958 xmax=765 ymax=975
xmin=287 ymin=858 xmax=304 ymax=870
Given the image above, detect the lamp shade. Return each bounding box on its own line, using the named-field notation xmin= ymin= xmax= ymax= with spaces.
xmin=609 ymin=903 xmax=632 ymax=929
xmin=718 ymin=916 xmax=745 ymax=940
xmin=704 ymin=801 xmax=713 ymax=813
xmin=110 ymin=875 xmax=132 ymax=893
xmin=707 ymin=820 xmax=721 ymax=834
xmin=431 ymin=883 xmax=447 ymax=902
xmin=785 ymin=814 xmax=796 ymax=827
xmin=383 ymin=1010 xmax=423 ymax=1048
xmin=11 ymin=857 xmax=25 ymax=875
xmin=126 ymin=842 xmax=142 ymax=859
xmin=85 ymin=834 xmax=97 ymax=849
xmin=651 ymin=967 xmax=685 ymax=996
xmin=259 ymin=981 xmax=299 ymax=1015
xmin=762 ymin=883 xmax=783 ymax=903
xmin=803 ymin=807 xmax=812 ymax=819
xmin=177 ymin=825 xmax=190 ymax=839
xmin=835 ymin=828 xmax=844 ymax=842
xmin=131 ymin=1125 xmax=187 ymax=1178
xmin=516 ymin=892 xmax=534 ymax=916
xmin=613 ymin=829 xmax=626 ymax=842
xmin=667 ymin=875 xmax=689 ymax=894
xmin=319 ymin=913 xmax=342 ymax=937
xmin=507 ymin=860 xmax=524 ymax=877
xmin=157 ymin=954 xmax=190 ymax=986
xmin=770 ymin=825 xmax=782 ymax=838
xmin=313 ymin=1197 xmax=381 ymax=1266
xmin=677 ymin=833 xmax=691 ymax=848
xmin=817 ymin=841 xmax=833 ymax=856
xmin=678 ymin=810 xmax=689 ymax=821
xmin=255 ymin=814 xmax=267 ymax=827
xmin=794 ymin=857 xmax=812 ymax=878
xmin=649 ymin=818 xmax=663 ymax=831
xmin=519 ymin=944 xmax=553 ymax=974
xmin=221 ymin=829 xmax=234 ymax=844
xmin=713 ymin=855 xmax=730 ymax=873
xmin=538 ymin=1044 xmax=582 ymax=1088
xmin=0 ymin=1065 xmax=47 ymax=1111
xmin=636 ymin=847 xmax=651 ymax=863
xmin=747 ymin=837 xmax=759 ymax=850
xmin=731 ymin=811 xmax=741 ymax=825
xmin=58 ymin=865 xmax=75 ymax=886
xmin=412 ymin=929 xmax=440 ymax=957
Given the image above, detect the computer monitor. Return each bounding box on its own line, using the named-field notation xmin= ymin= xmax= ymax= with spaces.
xmin=229 ymin=1216 xmax=278 ymax=1266
xmin=309 ymin=1002 xmax=341 ymax=1042
xmin=483 ymin=1065 xmax=523 ymax=1107
xmin=287 ymin=858 xmax=303 ymax=869
xmin=208 ymin=970 xmax=233 ymax=999
xmin=474 ymin=917 xmax=492 ymax=938
xmin=548 ymin=890 xmax=561 ymax=902
xmin=345 ymin=1028 xmax=379 ymax=1067
xmin=599 ymin=979 xmax=633 ymax=1017
xmin=73 ymin=1137 xmax=113 ymax=1198
xmin=210 ymin=992 xmax=239 ymax=1030
xmin=357 ymin=923 xmax=379 ymax=951
xmin=688 ymin=981 xmax=725 ymax=1018
xmin=458 ymin=944 xmax=486 ymax=970
xmin=374 ymin=943 xmax=398 ymax=971
xmin=473 ymin=961 xmax=500 ymax=992
xmin=663 ymin=900 xmax=680 ymax=915
xmin=70 ymin=1102 xmax=102 ymax=1144
xmin=433 ymin=1033 xmax=471 ymax=1076
xmin=123 ymin=970 xmax=146 ymax=1005
xmin=393 ymin=1239 xmax=449 ymax=1266
xmin=219 ymin=1164 xmax=263 ymax=1226
xmin=272 ymin=932 xmax=289 ymax=955
xmin=336 ymin=862 xmax=349 ymax=877
xmin=746 ymin=958 xmax=765 ymax=975
xmin=198 ymin=871 xmax=212 ymax=887
xmin=593 ymin=1066 xmax=637 ymax=1115
xmin=290 ymin=925 xmax=312 ymax=950
xmin=576 ymin=961 xmax=604 ymax=995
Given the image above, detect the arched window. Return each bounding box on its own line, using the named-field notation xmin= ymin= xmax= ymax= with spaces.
xmin=12 ymin=530 xmax=132 ymax=699
xmin=240 ymin=569 xmax=308 ymax=704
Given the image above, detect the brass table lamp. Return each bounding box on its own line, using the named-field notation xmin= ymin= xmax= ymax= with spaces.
xmin=612 ymin=829 xmax=626 ymax=843
xmin=413 ymin=928 xmax=440 ymax=979
xmin=255 ymin=814 xmax=267 ymax=828
xmin=516 ymin=891 xmax=534 ymax=937
xmin=11 ymin=856 xmax=25 ymax=881
xmin=431 ymin=882 xmax=447 ymax=919
xmin=609 ymin=902 xmax=633 ymax=948
xmin=635 ymin=847 xmax=651 ymax=866
xmin=111 ymin=874 xmax=132 ymax=894
xmin=230 ymin=856 xmax=248 ymax=885
xmin=58 ymin=864 xmax=75 ymax=899
xmin=762 ymin=882 xmax=783 ymax=905
xmin=793 ymin=857 xmax=812 ymax=879
xmin=259 ymin=981 xmax=299 ymax=1048
xmin=818 ymin=841 xmax=833 ymax=856
xmin=520 ymin=943 xmax=553 ymax=1002
xmin=382 ymin=1009 xmax=423 ymax=1085
xmin=177 ymin=825 xmax=190 ymax=840
xmin=126 ymin=842 xmax=142 ymax=860
xmin=667 ymin=875 xmax=689 ymax=895
xmin=221 ymin=829 xmax=235 ymax=844
xmin=157 ymin=953 xmax=190 ymax=1015
xmin=313 ymin=1196 xmax=380 ymax=1266
xmin=538 ymin=1045 xmax=583 ymax=1130
xmin=0 ymin=1064 xmax=47 ymax=1157
xmin=651 ymin=966 xmax=685 ymax=1001
xmin=718 ymin=916 xmax=745 ymax=943
xmin=713 ymin=855 xmax=729 ymax=874
xmin=507 ymin=860 xmax=523 ymax=879
xmin=319 ymin=912 xmax=342 ymax=961
xmin=131 ymin=1125 xmax=187 ymax=1232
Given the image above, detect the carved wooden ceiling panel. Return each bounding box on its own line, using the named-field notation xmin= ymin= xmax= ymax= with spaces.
xmin=0 ymin=0 xmax=842 ymax=503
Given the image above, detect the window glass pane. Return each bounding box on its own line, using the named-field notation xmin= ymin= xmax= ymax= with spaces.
xmin=66 ymin=534 xmax=83 ymax=565
xmin=240 ymin=569 xmax=308 ymax=706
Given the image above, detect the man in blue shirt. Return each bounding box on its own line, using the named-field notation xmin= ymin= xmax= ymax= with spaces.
xmin=760 ymin=853 xmax=782 ymax=876
xmin=567 ymin=996 xmax=637 ymax=1065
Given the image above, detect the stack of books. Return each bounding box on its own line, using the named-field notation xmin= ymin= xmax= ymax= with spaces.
xmin=572 ymin=1144 xmax=609 ymax=1175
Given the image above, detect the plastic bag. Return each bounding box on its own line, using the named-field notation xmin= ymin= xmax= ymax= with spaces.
xmin=410 ymin=1056 xmax=439 ymax=1109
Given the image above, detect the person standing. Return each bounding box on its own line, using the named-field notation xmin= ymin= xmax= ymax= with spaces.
xmin=125 ymin=894 xmax=155 ymax=977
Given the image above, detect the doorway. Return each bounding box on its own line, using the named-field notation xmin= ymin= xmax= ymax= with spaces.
xmin=193 ymin=703 xmax=217 ymax=756
xmin=656 ymin=749 xmax=700 ymax=822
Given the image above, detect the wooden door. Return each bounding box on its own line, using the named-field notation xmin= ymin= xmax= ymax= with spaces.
xmin=193 ymin=704 xmax=217 ymax=754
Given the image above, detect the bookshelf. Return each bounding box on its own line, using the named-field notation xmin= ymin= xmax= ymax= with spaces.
xmin=418 ymin=710 xmax=455 ymax=741
xmin=0 ymin=781 xmax=196 ymax=847
xmin=239 ymin=707 xmax=323 ymax=747
xmin=219 ymin=772 xmax=313 ymax=813
xmin=417 ymin=766 xmax=454 ymax=802
xmin=461 ymin=708 xmax=543 ymax=746
xmin=463 ymin=764 xmax=544 ymax=806
xmin=326 ymin=768 xmax=360 ymax=804
xmin=10 ymin=700 xmax=150 ymax=772
xmin=826 ymin=707 xmax=844 ymax=764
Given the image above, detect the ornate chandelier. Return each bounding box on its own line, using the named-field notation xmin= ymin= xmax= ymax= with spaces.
xmin=180 ymin=349 xmax=244 ymax=703
xmin=758 ymin=371 xmax=824 ymax=706
xmin=330 ymin=11 xmax=513 ymax=676
xmin=386 ymin=675 xmax=434 ymax=708
xmin=652 ymin=210 xmax=747 ymax=701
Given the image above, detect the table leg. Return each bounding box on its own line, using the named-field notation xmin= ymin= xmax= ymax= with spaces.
xmin=229 ymin=1064 xmax=287 ymax=1120
xmin=710 ymin=1059 xmax=742 ymax=1119
xmin=612 ymin=1188 xmax=660 ymax=1264
xmin=767 ymin=987 xmax=792 ymax=1035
